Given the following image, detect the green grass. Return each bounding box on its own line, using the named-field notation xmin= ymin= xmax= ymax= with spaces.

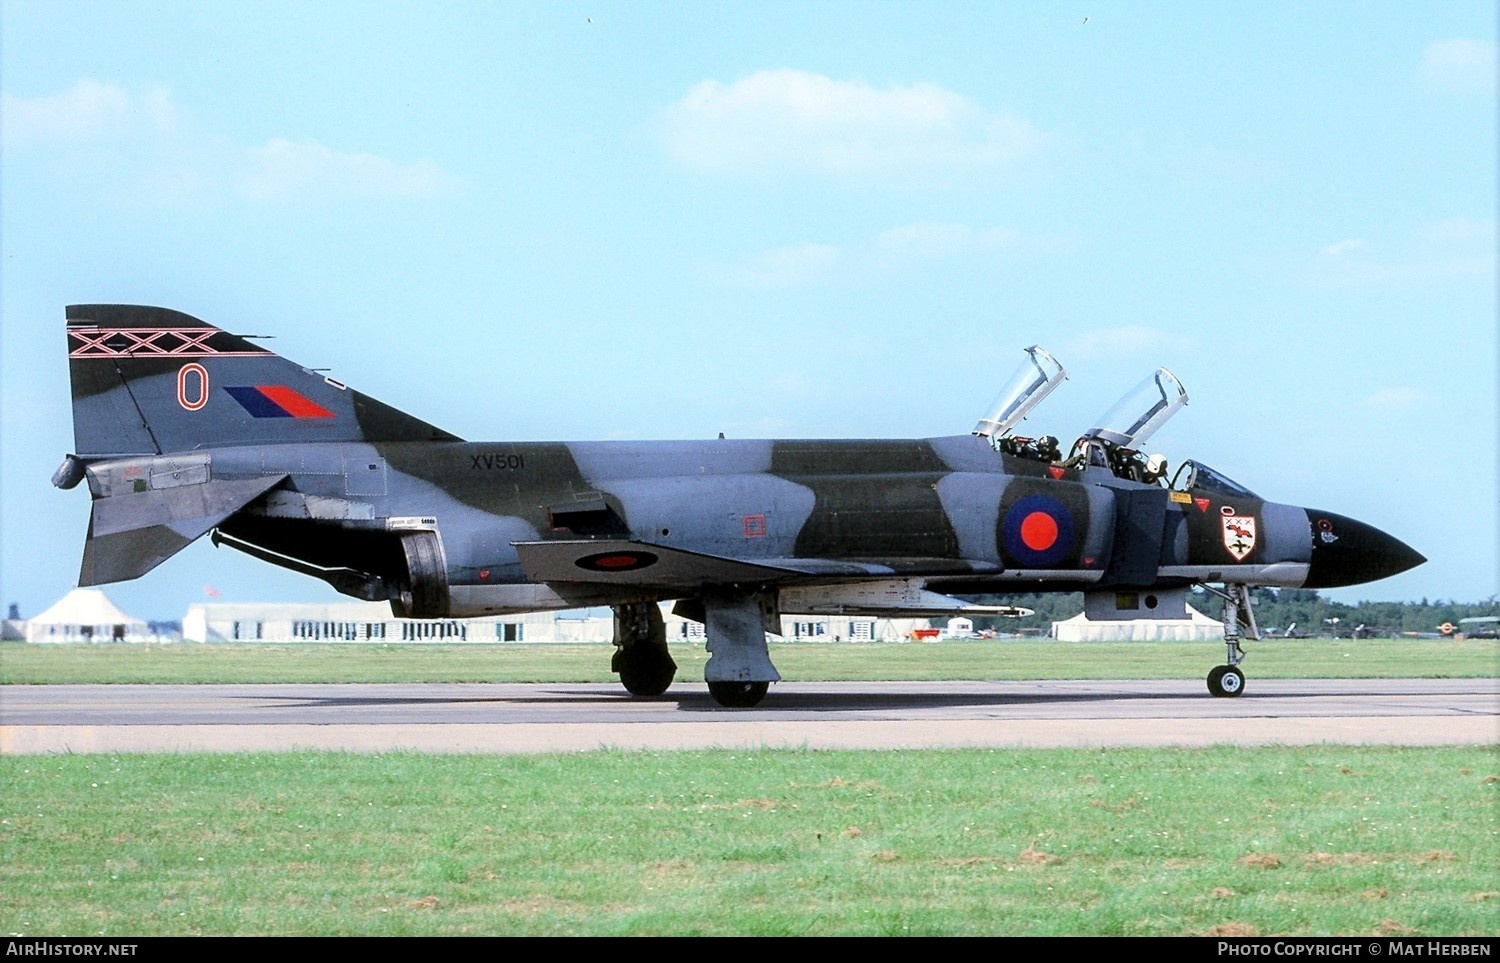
xmin=4 ymin=639 xmax=1493 ymax=936
xmin=1 ymin=747 xmax=1494 ymax=936
xmin=2 ymin=637 xmax=1496 ymax=684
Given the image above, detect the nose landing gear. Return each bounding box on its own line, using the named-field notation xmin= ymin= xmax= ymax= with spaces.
xmin=1201 ymin=583 xmax=1256 ymax=698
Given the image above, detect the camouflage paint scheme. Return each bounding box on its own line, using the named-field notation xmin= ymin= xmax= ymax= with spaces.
xmin=57 ymin=305 xmax=1424 ymax=706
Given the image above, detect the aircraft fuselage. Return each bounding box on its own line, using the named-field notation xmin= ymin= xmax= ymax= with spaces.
xmin=141 ymin=434 xmax=1412 ymax=619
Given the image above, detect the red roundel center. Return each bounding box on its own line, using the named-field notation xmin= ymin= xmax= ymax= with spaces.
xmin=1019 ymin=511 xmax=1059 ymax=551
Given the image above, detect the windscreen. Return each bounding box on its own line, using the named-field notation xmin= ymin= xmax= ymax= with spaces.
xmin=1172 ymin=460 xmax=1259 ymax=498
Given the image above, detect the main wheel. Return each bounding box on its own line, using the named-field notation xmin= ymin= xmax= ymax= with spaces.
xmin=1207 ymin=664 xmax=1245 ymax=698
xmin=618 ymin=661 xmax=675 ymax=697
xmin=707 ymin=680 xmax=769 ymax=708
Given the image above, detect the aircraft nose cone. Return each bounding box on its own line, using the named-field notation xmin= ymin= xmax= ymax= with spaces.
xmin=1303 ymin=510 xmax=1425 ymax=589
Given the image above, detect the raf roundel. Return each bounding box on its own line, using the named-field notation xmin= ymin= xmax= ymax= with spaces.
xmin=575 ymin=551 xmax=659 ymax=573
xmin=1001 ymin=494 xmax=1076 ymax=568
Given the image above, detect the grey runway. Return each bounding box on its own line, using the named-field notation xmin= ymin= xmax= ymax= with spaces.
xmin=2 ymin=678 xmax=1494 ymax=754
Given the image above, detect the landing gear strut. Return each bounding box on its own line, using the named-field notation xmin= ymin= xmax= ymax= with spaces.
xmin=701 ymin=590 xmax=781 ymax=708
xmin=611 ymin=601 xmax=677 ymax=697
xmin=1201 ymin=582 xmax=1257 ymax=698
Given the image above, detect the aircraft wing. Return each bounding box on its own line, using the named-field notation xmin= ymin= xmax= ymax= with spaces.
xmin=512 ymin=539 xmax=881 ymax=590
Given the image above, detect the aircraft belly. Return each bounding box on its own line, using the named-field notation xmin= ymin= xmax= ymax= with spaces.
xmin=447 ymin=583 xmax=585 ymax=617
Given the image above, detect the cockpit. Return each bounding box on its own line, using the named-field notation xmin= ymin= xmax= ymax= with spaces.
xmin=1064 ymin=367 xmax=1187 ymax=484
xmin=973 ymin=345 xmax=1255 ymax=496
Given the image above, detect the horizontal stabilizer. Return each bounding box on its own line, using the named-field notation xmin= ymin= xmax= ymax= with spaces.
xmin=80 ymin=474 xmax=286 ymax=585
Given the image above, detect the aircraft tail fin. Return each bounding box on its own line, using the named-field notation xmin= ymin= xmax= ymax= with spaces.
xmin=65 ymin=304 xmax=461 ymax=458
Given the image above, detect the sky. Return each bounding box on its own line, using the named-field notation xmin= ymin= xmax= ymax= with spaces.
xmin=1 ymin=1 xmax=1495 ymax=621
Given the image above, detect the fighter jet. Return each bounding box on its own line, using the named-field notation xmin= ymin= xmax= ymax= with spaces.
xmin=54 ymin=305 xmax=1424 ymax=706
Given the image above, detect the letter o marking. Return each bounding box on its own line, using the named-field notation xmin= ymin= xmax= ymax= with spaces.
xmin=178 ymin=363 xmax=209 ymax=411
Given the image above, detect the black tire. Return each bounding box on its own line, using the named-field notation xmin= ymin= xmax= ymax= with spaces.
xmin=707 ymin=680 xmax=769 ymax=708
xmin=397 ymin=532 xmax=449 ymax=618
xmin=1207 ymin=664 xmax=1245 ymax=698
xmin=618 ymin=661 xmax=675 ymax=697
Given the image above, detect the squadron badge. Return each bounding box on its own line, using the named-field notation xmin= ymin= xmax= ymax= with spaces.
xmin=1221 ymin=513 xmax=1257 ymax=561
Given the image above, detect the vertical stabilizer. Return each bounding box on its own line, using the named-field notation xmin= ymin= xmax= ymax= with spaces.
xmin=65 ymin=304 xmax=461 ymax=457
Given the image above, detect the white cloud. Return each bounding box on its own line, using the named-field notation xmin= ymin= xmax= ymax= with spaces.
xmin=1 ymin=79 xmax=174 ymax=149
xmin=710 ymin=220 xmax=1044 ymax=288
xmin=1320 ymin=239 xmax=1366 ymax=257
xmin=1363 ymin=387 xmax=1425 ymax=411
xmin=1 ymin=78 xmax=187 ymax=151
xmin=1312 ymin=217 xmax=1496 ymax=287
xmin=1064 ymin=326 xmax=1180 ymax=360
xmin=238 ymin=138 xmax=453 ymax=202
xmin=1420 ymin=38 xmax=1498 ymax=95
xmin=1415 ymin=216 xmax=1494 ymax=248
xmin=873 ymin=222 xmax=1022 ymax=261
xmin=3 ymin=79 xmax=456 ymax=205
xmin=658 ymin=69 xmax=1045 ymax=184
xmin=1 ymin=79 xmax=123 ymax=146
xmin=711 ymin=243 xmax=843 ymax=288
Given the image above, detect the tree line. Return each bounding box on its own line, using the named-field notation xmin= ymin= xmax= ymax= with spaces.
xmin=967 ymin=588 xmax=1498 ymax=638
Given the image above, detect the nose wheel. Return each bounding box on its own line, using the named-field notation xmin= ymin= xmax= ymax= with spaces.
xmin=1207 ymin=664 xmax=1245 ymax=698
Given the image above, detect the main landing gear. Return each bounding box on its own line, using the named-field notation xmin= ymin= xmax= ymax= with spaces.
xmin=611 ymin=601 xmax=677 ymax=697
xmin=1202 ymin=582 xmax=1256 ymax=698
xmin=612 ymin=592 xmax=781 ymax=708
xmin=701 ymin=590 xmax=781 ymax=708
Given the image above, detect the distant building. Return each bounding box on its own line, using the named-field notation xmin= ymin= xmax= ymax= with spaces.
xmin=183 ymin=601 xmax=593 ymax=644
xmin=181 ymin=601 xmax=932 ymax=644
xmin=943 ymin=617 xmax=976 ymax=638
xmin=3 ymin=602 xmax=24 ymax=641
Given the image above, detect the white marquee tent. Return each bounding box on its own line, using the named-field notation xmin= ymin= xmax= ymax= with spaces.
xmin=25 ymin=588 xmax=153 ymax=643
xmin=1051 ymin=605 xmax=1223 ymax=642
